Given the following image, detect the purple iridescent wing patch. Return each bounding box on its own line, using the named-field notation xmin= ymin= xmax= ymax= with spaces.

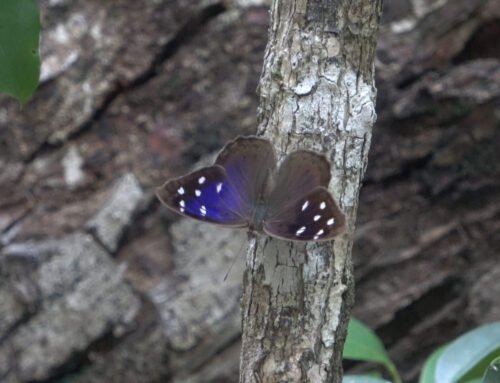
xmin=156 ymin=165 xmax=247 ymax=226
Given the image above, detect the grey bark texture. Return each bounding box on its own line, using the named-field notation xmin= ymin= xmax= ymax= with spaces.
xmin=240 ymin=1 xmax=382 ymax=382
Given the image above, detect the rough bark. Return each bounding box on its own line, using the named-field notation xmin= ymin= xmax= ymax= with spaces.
xmin=239 ymin=1 xmax=382 ymax=382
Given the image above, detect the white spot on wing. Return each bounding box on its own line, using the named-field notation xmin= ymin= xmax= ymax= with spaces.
xmin=179 ymin=200 xmax=185 ymax=207
xmin=296 ymin=226 xmax=306 ymax=236
xmin=320 ymin=201 xmax=326 ymax=210
xmin=198 ymin=176 xmax=206 ymax=184
xmin=200 ymin=205 xmax=207 ymax=216
xmin=177 ymin=187 xmax=185 ymax=195
xmin=180 ymin=207 xmax=185 ymax=213
xmin=313 ymin=229 xmax=324 ymax=240
xmin=327 ymin=218 xmax=335 ymax=226
xmin=195 ymin=189 xmax=201 ymax=197
xmin=314 ymin=215 xmax=321 ymax=221
xmin=216 ymin=182 xmax=222 ymax=193
xmin=301 ymin=201 xmax=309 ymax=211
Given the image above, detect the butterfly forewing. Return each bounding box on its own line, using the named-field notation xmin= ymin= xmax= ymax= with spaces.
xmin=264 ymin=187 xmax=346 ymax=241
xmin=156 ymin=165 xmax=248 ymax=227
xmin=215 ymin=136 xmax=276 ymax=209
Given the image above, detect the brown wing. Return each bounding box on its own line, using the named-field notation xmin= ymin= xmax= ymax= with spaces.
xmin=266 ymin=150 xmax=331 ymax=219
xmin=264 ymin=187 xmax=346 ymax=241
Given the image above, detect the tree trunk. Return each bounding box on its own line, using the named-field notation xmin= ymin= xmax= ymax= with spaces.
xmin=239 ymin=1 xmax=382 ymax=382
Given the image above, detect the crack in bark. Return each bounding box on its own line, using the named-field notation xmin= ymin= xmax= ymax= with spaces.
xmin=87 ymin=194 xmax=159 ymax=257
xmin=0 ymin=231 xmax=143 ymax=382
xmin=0 ymin=205 xmax=34 ymax=242
xmin=23 ymin=2 xmax=227 ymax=166
xmin=377 ymin=276 xmax=462 ymax=348
xmin=362 ymin=153 xmax=434 ymax=187
xmin=0 ymin=278 xmax=110 ymax=382
xmin=29 ymin=323 xmax=132 ymax=383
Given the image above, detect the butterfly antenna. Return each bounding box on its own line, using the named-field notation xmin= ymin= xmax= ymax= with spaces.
xmin=223 ymin=237 xmax=247 ymax=282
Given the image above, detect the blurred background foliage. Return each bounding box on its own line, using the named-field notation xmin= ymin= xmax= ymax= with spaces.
xmin=0 ymin=0 xmax=40 ymax=103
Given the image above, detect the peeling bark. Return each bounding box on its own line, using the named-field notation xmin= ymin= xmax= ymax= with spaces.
xmin=239 ymin=1 xmax=382 ymax=382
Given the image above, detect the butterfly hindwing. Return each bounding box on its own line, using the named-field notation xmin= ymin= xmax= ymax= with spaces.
xmin=267 ymin=150 xmax=331 ymax=215
xmin=264 ymin=186 xmax=346 ymax=241
xmin=156 ymin=165 xmax=248 ymax=226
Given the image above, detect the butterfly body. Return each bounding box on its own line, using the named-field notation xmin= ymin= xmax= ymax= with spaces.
xmin=157 ymin=136 xmax=346 ymax=242
xmin=248 ymin=201 xmax=269 ymax=233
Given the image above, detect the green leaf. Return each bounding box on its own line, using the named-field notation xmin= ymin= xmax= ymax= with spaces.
xmin=419 ymin=345 xmax=448 ymax=383
xmin=343 ymin=318 xmax=402 ymax=383
xmin=343 ymin=375 xmax=392 ymax=383
xmin=435 ymin=322 xmax=500 ymax=383
xmin=460 ymin=349 xmax=500 ymax=382
xmin=0 ymin=0 xmax=41 ymax=103
xmin=482 ymin=356 xmax=500 ymax=383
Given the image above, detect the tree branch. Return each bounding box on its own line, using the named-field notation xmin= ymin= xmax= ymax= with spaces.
xmin=239 ymin=1 xmax=382 ymax=382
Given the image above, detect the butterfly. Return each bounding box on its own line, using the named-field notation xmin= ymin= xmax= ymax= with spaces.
xmin=156 ymin=136 xmax=346 ymax=241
